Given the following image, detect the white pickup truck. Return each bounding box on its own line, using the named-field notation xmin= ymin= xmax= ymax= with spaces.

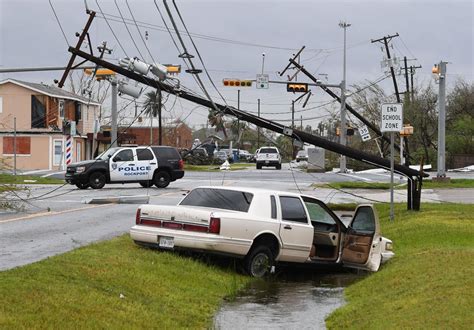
xmin=256 ymin=147 xmax=282 ymax=170
xmin=130 ymin=186 xmax=394 ymax=277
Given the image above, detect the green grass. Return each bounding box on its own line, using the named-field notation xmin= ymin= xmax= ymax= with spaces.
xmin=184 ymin=163 xmax=253 ymax=172
xmin=326 ymin=203 xmax=474 ymax=329
xmin=0 ymin=173 xmax=64 ymax=184
xmin=0 ymin=236 xmax=251 ymax=328
xmin=313 ymin=178 xmax=474 ymax=190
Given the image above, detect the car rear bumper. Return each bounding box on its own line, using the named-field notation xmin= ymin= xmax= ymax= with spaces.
xmin=256 ymin=160 xmax=280 ymax=166
xmin=130 ymin=225 xmax=251 ymax=256
xmin=171 ymin=170 xmax=184 ymax=180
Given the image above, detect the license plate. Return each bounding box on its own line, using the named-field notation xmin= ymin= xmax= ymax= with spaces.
xmin=159 ymin=236 xmax=174 ymax=249
xmin=265 ymin=160 xmax=269 ymax=164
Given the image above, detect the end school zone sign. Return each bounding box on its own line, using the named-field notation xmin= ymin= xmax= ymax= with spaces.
xmin=381 ymin=103 xmax=403 ymax=132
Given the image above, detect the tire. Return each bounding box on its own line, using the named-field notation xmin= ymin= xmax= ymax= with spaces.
xmin=256 ymin=163 xmax=262 ymax=170
xmin=244 ymin=245 xmax=275 ymax=278
xmin=89 ymin=172 xmax=106 ymax=189
xmin=276 ymin=164 xmax=282 ymax=170
xmin=154 ymin=171 xmax=171 ymax=188
xmin=139 ymin=181 xmax=152 ymax=188
xmin=75 ymin=182 xmax=90 ymax=189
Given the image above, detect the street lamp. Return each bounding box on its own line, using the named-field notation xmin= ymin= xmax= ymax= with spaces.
xmin=339 ymin=21 xmax=351 ymax=173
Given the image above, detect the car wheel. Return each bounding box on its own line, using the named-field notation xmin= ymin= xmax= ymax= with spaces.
xmin=154 ymin=171 xmax=171 ymax=188
xmin=245 ymin=245 xmax=274 ymax=278
xmin=89 ymin=172 xmax=106 ymax=189
xmin=139 ymin=181 xmax=153 ymax=188
xmin=276 ymin=164 xmax=282 ymax=170
xmin=256 ymin=164 xmax=262 ymax=170
xmin=75 ymin=182 xmax=90 ymax=189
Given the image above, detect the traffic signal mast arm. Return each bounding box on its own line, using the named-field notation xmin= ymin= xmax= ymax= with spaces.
xmin=287 ymin=58 xmax=402 ymax=154
xmin=64 ymin=46 xmax=426 ymax=209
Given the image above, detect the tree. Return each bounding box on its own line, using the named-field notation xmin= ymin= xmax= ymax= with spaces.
xmin=446 ymin=80 xmax=474 ymax=161
xmin=142 ymin=89 xmax=162 ymax=145
xmin=207 ymin=109 xmax=228 ymax=140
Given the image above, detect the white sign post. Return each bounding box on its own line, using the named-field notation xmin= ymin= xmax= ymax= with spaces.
xmin=256 ymin=74 xmax=269 ymax=89
xmin=381 ymin=103 xmax=403 ymax=221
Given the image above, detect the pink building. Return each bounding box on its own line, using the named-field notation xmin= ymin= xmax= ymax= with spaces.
xmin=0 ymin=79 xmax=101 ymax=171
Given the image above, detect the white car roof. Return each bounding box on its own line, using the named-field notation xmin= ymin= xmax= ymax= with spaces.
xmin=194 ymin=185 xmax=304 ymax=198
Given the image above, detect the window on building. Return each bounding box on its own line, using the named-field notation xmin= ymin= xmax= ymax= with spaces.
xmin=0 ymin=96 xmax=3 ymax=113
xmin=31 ymin=96 xmax=46 ymax=128
xmin=59 ymin=100 xmax=65 ymax=119
xmin=53 ymin=140 xmax=63 ymax=165
xmin=75 ymin=102 xmax=82 ymax=122
xmin=3 ymin=137 xmax=31 ymax=155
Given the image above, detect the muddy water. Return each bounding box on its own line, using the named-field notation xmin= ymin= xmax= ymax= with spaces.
xmin=213 ymin=271 xmax=364 ymax=330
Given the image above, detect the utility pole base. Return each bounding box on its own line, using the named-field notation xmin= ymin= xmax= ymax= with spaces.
xmin=432 ymin=176 xmax=451 ymax=183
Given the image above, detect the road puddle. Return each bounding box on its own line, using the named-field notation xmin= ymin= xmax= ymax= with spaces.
xmin=214 ymin=270 xmax=364 ymax=329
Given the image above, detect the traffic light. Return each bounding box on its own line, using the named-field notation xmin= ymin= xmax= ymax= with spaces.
xmin=84 ymin=68 xmax=116 ymax=81
xmin=336 ymin=127 xmax=355 ymax=136
xmin=287 ymin=83 xmax=308 ymax=93
xmin=163 ymin=64 xmax=181 ymax=75
xmin=223 ymin=79 xmax=252 ymax=87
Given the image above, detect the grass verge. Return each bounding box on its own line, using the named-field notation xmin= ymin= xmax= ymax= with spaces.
xmin=326 ymin=203 xmax=474 ymax=329
xmin=313 ymin=178 xmax=474 ymax=190
xmin=0 ymin=236 xmax=251 ymax=328
xmin=0 ymin=173 xmax=64 ymax=184
xmin=185 ymin=163 xmax=253 ymax=171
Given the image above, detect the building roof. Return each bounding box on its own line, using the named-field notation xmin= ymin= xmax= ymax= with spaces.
xmin=0 ymin=79 xmax=101 ymax=106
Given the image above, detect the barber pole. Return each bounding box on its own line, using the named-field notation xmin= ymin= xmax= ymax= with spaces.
xmin=65 ymin=135 xmax=73 ymax=165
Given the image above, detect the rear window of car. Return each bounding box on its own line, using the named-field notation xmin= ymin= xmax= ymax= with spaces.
xmin=259 ymin=148 xmax=278 ymax=153
xmin=152 ymin=147 xmax=180 ymax=159
xmin=180 ymin=188 xmax=254 ymax=212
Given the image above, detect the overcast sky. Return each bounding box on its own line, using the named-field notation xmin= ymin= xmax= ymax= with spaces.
xmin=1 ymin=0 xmax=472 ymax=129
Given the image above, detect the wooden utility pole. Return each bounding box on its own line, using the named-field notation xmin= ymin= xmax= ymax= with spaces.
xmin=371 ymin=33 xmax=401 ymax=103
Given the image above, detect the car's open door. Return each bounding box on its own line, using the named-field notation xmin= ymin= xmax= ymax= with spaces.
xmin=341 ymin=205 xmax=382 ymax=271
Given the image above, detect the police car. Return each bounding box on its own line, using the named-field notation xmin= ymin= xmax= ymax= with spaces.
xmin=65 ymin=146 xmax=184 ymax=189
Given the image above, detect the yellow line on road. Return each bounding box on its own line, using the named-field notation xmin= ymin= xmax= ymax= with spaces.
xmin=0 ymin=204 xmax=111 ymax=224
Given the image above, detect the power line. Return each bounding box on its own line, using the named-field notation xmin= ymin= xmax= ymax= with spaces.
xmin=125 ymin=0 xmax=156 ymax=63
xmin=48 ymin=0 xmax=70 ymax=46
xmin=114 ymin=0 xmax=145 ymax=60
xmin=95 ymin=0 xmax=128 ymax=57
xmin=95 ymin=12 xmax=324 ymax=52
xmin=171 ymin=0 xmax=228 ymax=107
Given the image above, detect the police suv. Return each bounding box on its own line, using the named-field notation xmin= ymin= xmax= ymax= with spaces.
xmin=65 ymin=146 xmax=184 ymax=189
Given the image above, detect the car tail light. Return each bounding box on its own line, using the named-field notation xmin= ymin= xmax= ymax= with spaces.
xmin=209 ymin=217 xmax=221 ymax=234
xmin=140 ymin=219 xmax=162 ymax=227
xmin=178 ymin=159 xmax=184 ymax=170
xmin=136 ymin=208 xmax=141 ymax=225
xmin=183 ymin=224 xmax=208 ymax=232
xmin=163 ymin=221 xmax=183 ymax=230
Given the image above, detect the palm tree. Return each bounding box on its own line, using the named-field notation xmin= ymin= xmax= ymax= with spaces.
xmin=142 ymin=89 xmax=162 ymax=145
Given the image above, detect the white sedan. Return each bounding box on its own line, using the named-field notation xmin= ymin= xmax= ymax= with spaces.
xmin=130 ymin=186 xmax=394 ymax=277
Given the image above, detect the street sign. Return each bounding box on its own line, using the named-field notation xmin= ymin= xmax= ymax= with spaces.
xmin=256 ymin=74 xmax=269 ymax=89
xmin=381 ymin=103 xmax=403 ymax=132
xmin=380 ymin=103 xmax=403 ymax=222
xmin=359 ymin=125 xmax=371 ymax=142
